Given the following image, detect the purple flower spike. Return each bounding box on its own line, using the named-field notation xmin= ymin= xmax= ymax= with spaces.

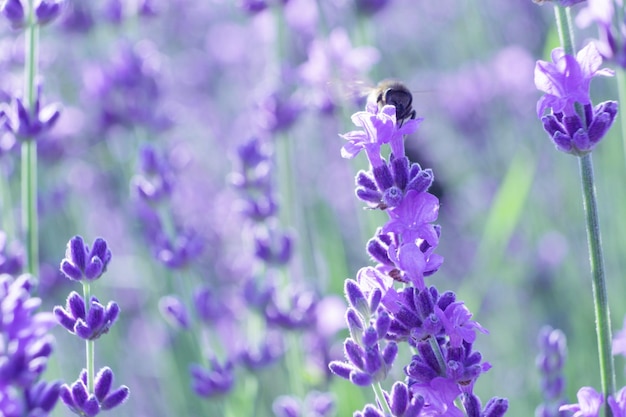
xmin=559 ymin=386 xmax=602 ymax=417
xmin=159 ymin=295 xmax=189 ymax=329
xmin=25 ymin=380 xmax=62 ymax=413
xmin=36 ymin=0 xmax=66 ymax=26
xmin=5 ymin=86 xmax=62 ymax=140
xmin=1 ymin=0 xmax=26 ymax=29
xmin=535 ymin=43 xmax=613 ymax=118
xmin=190 ymin=358 xmax=235 ymax=398
xmin=60 ymin=236 xmax=111 ymax=282
xmin=60 ymin=368 xmax=129 ymax=415
xmin=53 ymin=292 xmax=119 ymax=340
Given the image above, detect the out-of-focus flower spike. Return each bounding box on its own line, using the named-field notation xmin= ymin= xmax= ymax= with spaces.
xmin=159 ymin=295 xmax=190 ymax=329
xmin=35 ymin=0 xmax=66 ymax=26
xmin=1 ymin=0 xmax=26 ymax=29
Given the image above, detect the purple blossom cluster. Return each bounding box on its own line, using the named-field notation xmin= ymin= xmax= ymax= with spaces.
xmin=535 ymin=42 xmax=618 ymax=155
xmin=133 ymin=144 xmax=204 ymax=270
xmin=330 ymin=102 xmax=508 ymax=416
xmin=535 ymin=326 xmax=569 ymax=417
xmin=54 ymin=235 xmax=129 ymax=416
xmin=0 ymin=273 xmax=60 ymax=417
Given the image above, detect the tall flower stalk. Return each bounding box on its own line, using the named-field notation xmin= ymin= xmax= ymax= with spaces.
xmin=21 ymin=0 xmax=39 ymax=277
xmin=54 ymin=235 xmax=129 ymax=415
xmin=534 ymin=4 xmax=619 ymax=416
xmin=329 ymin=98 xmax=508 ymax=416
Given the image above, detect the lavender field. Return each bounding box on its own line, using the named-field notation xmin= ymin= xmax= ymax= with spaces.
xmin=2 ymin=1 xmax=626 ymax=416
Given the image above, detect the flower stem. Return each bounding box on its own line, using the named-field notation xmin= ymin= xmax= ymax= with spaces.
xmin=554 ymin=5 xmax=575 ymax=56
xmin=83 ymin=282 xmax=95 ymax=392
xmin=578 ymin=154 xmax=616 ymax=416
xmin=21 ymin=0 xmax=40 ymax=277
xmin=552 ymin=5 xmax=617 ymax=415
xmin=372 ymin=381 xmax=392 ymax=415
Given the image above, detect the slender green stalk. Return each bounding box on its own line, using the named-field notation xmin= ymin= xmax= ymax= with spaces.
xmin=428 ymin=336 xmax=447 ymax=374
xmin=554 ymin=6 xmax=575 ymax=56
xmin=83 ymin=282 xmax=95 ymax=392
xmin=553 ymin=6 xmax=616 ymax=416
xmin=578 ymin=154 xmax=616 ymax=415
xmin=21 ymin=0 xmax=40 ymax=277
xmin=372 ymin=382 xmax=392 ymax=415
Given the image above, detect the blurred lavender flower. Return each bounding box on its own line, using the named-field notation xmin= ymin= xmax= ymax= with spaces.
xmin=239 ymin=0 xmax=268 ymax=14
xmin=190 ymin=358 xmax=235 ymax=398
xmin=559 ymin=387 xmax=603 ymax=417
xmin=355 ymin=0 xmax=390 ymax=15
xmin=35 ymin=0 xmax=66 ymax=26
xmin=59 ymin=235 xmax=111 ymax=282
xmin=576 ymin=0 xmax=626 ymax=68
xmin=3 ymin=85 xmax=62 ymax=140
xmin=238 ymin=332 xmax=285 ymax=370
xmin=0 ymin=231 xmax=23 ymax=275
xmin=159 ymin=295 xmax=190 ymax=330
xmin=273 ymin=391 xmax=335 ymax=417
xmin=298 ymin=28 xmax=380 ymax=114
xmin=131 ymin=144 xmax=174 ymax=203
xmin=59 ymin=368 xmax=129 ymax=415
xmin=535 ymin=43 xmax=618 ymax=155
xmin=533 ymin=0 xmax=587 ymax=5
xmin=59 ymin=0 xmax=93 ymax=32
xmin=82 ymin=42 xmax=170 ymax=133
xmin=612 ymin=316 xmax=626 ymax=356
xmin=0 ymin=273 xmax=60 ymax=415
xmin=0 ymin=0 xmax=25 ymax=29
xmin=535 ymin=326 xmax=568 ymax=417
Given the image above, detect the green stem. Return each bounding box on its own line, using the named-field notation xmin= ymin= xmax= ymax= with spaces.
xmin=372 ymin=381 xmax=392 ymax=415
xmin=428 ymin=336 xmax=447 ymax=374
xmin=578 ymin=154 xmax=616 ymax=416
xmin=554 ymin=5 xmax=575 ymax=56
xmin=83 ymin=282 xmax=95 ymax=392
xmin=552 ymin=5 xmax=616 ymax=416
xmin=21 ymin=1 xmax=40 ymax=277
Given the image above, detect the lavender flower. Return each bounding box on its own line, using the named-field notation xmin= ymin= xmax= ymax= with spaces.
xmin=0 ymin=274 xmax=60 ymax=415
xmin=533 ymin=0 xmax=587 ymax=5
xmin=576 ymin=0 xmax=626 ymax=68
xmin=55 ymin=236 xmax=129 ymax=415
xmin=190 ymin=358 xmax=235 ymax=398
xmin=59 ymin=235 xmax=111 ymax=282
xmin=612 ymin=316 xmax=626 ymax=356
xmin=355 ymin=0 xmax=390 ymax=15
xmin=3 ymin=85 xmax=62 ymax=140
xmin=559 ymin=387 xmax=603 ymax=417
xmin=53 ymin=291 xmax=120 ymax=340
xmin=0 ymin=0 xmax=25 ymax=29
xmin=35 ymin=0 xmax=66 ymax=26
xmin=272 ymin=391 xmax=335 ymax=417
xmin=159 ymin=295 xmax=190 ymax=330
xmin=331 ymin=101 xmax=505 ymax=416
xmin=534 ymin=43 xmax=618 ymax=155
xmin=131 ymin=144 xmax=174 ymax=203
xmin=0 ymin=231 xmax=23 ymax=275
xmin=535 ymin=326 xmax=568 ymax=417
xmin=59 ymin=368 xmax=129 ymax=415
